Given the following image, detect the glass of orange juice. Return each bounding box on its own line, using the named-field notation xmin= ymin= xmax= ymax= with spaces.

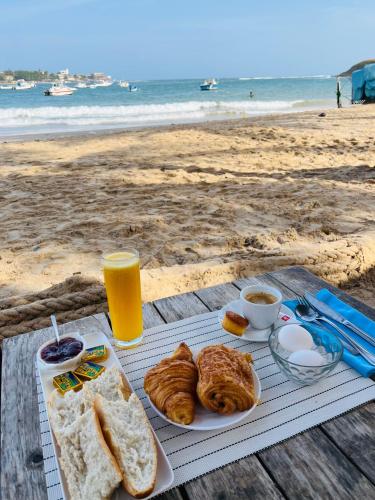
xmin=103 ymin=250 xmax=143 ymax=349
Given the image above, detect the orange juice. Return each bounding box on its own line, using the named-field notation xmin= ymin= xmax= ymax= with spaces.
xmin=103 ymin=250 xmax=143 ymax=348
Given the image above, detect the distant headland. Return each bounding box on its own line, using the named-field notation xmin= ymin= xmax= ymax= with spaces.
xmin=339 ymin=59 xmax=375 ymax=77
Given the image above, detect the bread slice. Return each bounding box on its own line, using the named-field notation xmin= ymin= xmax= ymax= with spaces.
xmin=95 ymin=394 xmax=157 ymax=498
xmin=48 ymin=389 xmax=87 ymax=445
xmin=58 ymin=408 xmax=122 ymax=500
xmin=85 ymin=366 xmax=132 ymax=402
xmin=48 ymin=367 xmax=131 ymax=442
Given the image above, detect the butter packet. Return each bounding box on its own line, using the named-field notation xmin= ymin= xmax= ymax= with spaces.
xmin=74 ymin=361 xmax=105 ymax=381
xmin=53 ymin=371 xmax=83 ymax=395
xmin=82 ymin=345 xmax=108 ymax=363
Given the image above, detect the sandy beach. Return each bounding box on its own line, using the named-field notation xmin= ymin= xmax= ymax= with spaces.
xmin=0 ymin=106 xmax=374 ymax=306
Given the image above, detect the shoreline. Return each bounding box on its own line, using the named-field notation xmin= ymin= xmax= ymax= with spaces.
xmin=0 ymin=105 xmax=338 ymax=143
xmin=0 ymin=105 xmax=374 ymax=306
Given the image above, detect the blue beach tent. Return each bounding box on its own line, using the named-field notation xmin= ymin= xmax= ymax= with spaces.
xmin=352 ymin=63 xmax=375 ymax=102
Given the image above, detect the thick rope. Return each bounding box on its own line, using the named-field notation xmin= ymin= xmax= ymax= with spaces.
xmin=0 ymin=276 xmax=108 ymax=343
xmin=0 ymin=302 xmax=109 ymax=340
xmin=0 ymin=286 xmax=107 ymax=327
xmin=0 ymin=275 xmax=100 ymax=310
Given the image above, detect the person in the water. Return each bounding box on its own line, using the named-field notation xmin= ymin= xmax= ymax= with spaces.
xmin=249 ymin=91 xmax=254 ymax=98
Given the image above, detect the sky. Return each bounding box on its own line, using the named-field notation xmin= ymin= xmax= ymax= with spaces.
xmin=0 ymin=0 xmax=374 ymax=80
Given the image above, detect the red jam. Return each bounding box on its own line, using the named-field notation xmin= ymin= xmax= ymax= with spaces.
xmin=40 ymin=337 xmax=83 ymax=363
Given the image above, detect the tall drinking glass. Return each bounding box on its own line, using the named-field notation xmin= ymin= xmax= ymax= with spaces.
xmin=103 ymin=250 xmax=143 ymax=349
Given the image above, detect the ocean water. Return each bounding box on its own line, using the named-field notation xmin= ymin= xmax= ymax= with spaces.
xmin=0 ymin=76 xmax=340 ymax=137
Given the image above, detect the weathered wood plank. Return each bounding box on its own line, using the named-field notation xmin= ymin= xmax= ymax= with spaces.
xmin=105 ymin=303 xmax=165 ymax=333
xmin=155 ymin=287 xmax=286 ymax=500
xmin=153 ymin=291 xmax=208 ymax=322
xmin=142 ymin=303 xmax=167 ymax=329
xmin=320 ymin=402 xmax=375 ymax=483
xmin=194 ymin=282 xmax=240 ymax=310
xmin=195 ymin=274 xmax=300 ymax=311
xmin=269 ymin=266 xmax=375 ymax=320
xmin=257 ymin=427 xmax=375 ymax=499
xmin=159 ymin=490 xmax=185 ymax=500
xmin=184 ymin=458 xmax=285 ymax=500
xmin=234 ymin=273 xmax=298 ymax=300
xmin=1 ymin=333 xmax=45 ymax=500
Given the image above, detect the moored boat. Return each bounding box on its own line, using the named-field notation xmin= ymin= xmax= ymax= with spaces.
xmin=44 ymin=83 xmax=75 ymax=96
xmin=76 ymin=82 xmax=88 ymax=88
xmin=95 ymin=80 xmax=113 ymax=87
xmin=118 ymin=80 xmax=129 ymax=88
xmin=13 ymin=79 xmax=35 ymax=90
xmin=200 ymin=78 xmax=218 ymax=91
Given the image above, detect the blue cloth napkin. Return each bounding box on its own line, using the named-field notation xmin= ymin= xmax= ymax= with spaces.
xmin=285 ymin=288 xmax=375 ymax=378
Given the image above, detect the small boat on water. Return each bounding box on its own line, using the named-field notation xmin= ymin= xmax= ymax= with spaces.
xmin=118 ymin=80 xmax=129 ymax=88
xmin=0 ymin=85 xmax=13 ymax=90
xmin=76 ymin=82 xmax=88 ymax=88
xmin=200 ymin=78 xmax=218 ymax=91
xmin=128 ymin=84 xmax=138 ymax=92
xmin=44 ymin=83 xmax=75 ymax=96
xmin=13 ymin=79 xmax=35 ymax=90
xmin=95 ymin=80 xmax=113 ymax=87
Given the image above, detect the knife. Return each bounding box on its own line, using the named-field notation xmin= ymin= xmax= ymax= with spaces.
xmin=304 ymin=292 xmax=375 ymax=348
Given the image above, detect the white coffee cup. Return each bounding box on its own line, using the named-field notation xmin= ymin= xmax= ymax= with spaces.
xmin=240 ymin=285 xmax=282 ymax=330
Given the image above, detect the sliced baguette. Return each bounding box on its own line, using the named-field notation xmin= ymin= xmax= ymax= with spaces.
xmin=48 ymin=367 xmax=131 ymax=443
xmin=58 ymin=408 xmax=122 ymax=500
xmin=95 ymin=394 xmax=157 ymax=499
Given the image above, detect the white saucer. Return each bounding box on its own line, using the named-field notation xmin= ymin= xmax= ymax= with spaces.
xmin=148 ymin=363 xmax=261 ymax=431
xmin=218 ymin=299 xmax=295 ymax=342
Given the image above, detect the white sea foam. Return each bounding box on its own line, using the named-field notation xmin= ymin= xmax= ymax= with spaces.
xmin=0 ymin=99 xmax=333 ymax=136
xmin=239 ymin=75 xmax=333 ymax=80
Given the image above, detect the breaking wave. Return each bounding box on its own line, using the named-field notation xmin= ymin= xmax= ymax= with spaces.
xmin=0 ymin=99 xmax=333 ymax=136
xmin=239 ymin=75 xmax=333 ymax=80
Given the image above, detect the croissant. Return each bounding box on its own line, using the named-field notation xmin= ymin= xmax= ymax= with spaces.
xmin=196 ymin=345 xmax=255 ymax=414
xmin=144 ymin=343 xmax=198 ymax=425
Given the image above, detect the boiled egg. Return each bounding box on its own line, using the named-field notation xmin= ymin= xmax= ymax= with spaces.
xmin=288 ymin=349 xmax=325 ymax=366
xmin=278 ymin=324 xmax=314 ymax=352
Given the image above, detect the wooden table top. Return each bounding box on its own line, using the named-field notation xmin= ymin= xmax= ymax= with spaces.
xmin=1 ymin=266 xmax=374 ymax=500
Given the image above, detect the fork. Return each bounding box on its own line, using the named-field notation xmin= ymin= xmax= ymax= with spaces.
xmin=297 ymin=296 xmax=375 ymax=366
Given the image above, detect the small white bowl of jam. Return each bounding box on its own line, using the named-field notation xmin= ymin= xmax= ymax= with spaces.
xmin=37 ymin=331 xmax=86 ymax=371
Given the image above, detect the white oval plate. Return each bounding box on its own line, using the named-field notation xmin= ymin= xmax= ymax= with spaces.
xmin=218 ymin=299 xmax=295 ymax=342
xmin=148 ymin=362 xmax=261 ymax=431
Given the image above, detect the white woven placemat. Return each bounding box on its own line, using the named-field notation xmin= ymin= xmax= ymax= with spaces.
xmin=37 ymin=310 xmax=375 ymax=499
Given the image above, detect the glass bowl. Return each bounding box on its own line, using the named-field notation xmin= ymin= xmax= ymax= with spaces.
xmin=268 ymin=322 xmax=343 ymax=385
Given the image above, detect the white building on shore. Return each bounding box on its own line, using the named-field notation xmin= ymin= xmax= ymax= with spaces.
xmin=57 ymin=68 xmax=69 ymax=80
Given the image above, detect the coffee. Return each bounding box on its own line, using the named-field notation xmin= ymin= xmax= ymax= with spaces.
xmin=245 ymin=292 xmax=277 ymax=305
